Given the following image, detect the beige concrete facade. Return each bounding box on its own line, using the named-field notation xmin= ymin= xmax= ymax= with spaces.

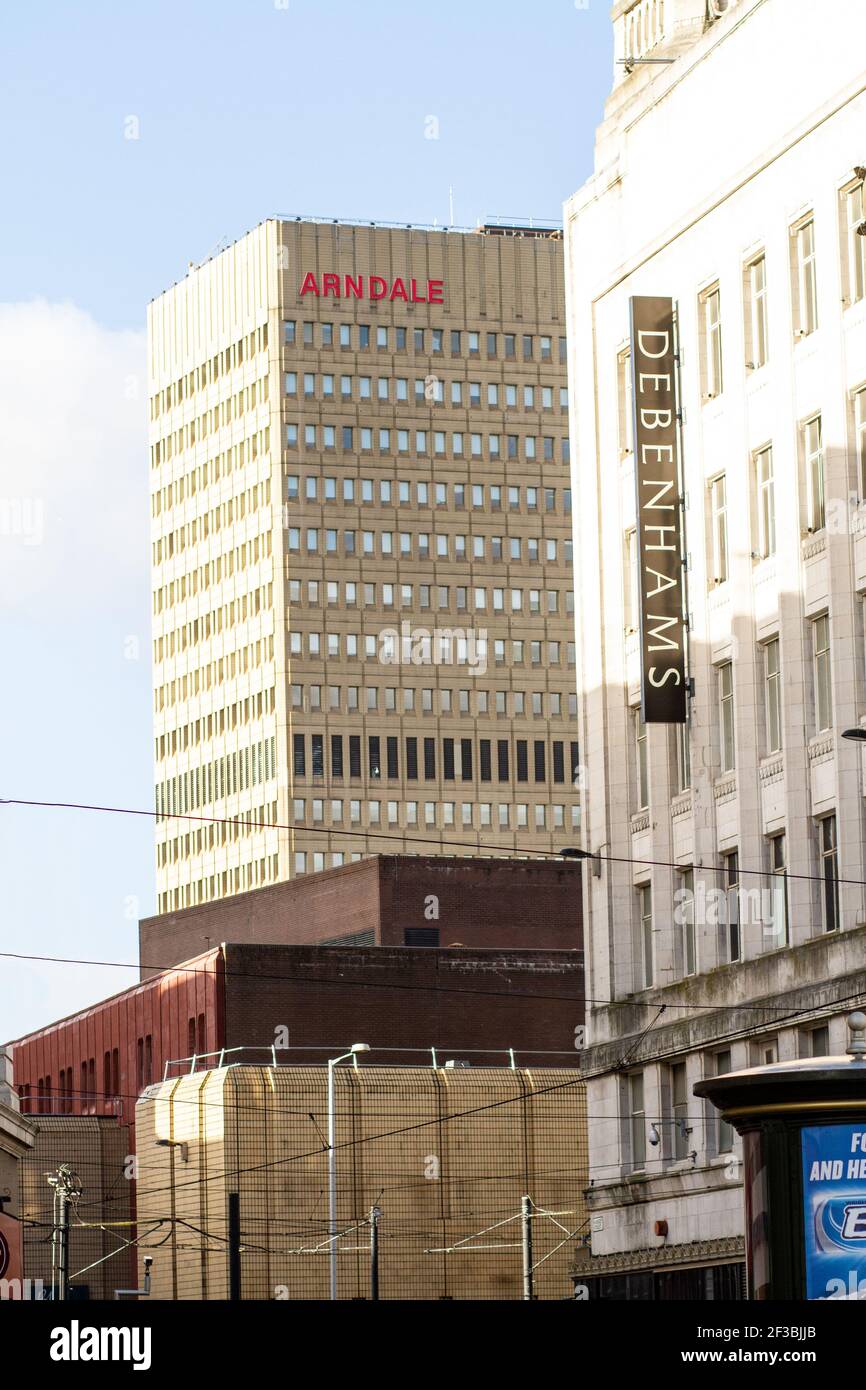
xmin=564 ymin=0 xmax=866 ymax=1279
xmin=148 ymin=219 xmax=578 ymax=913
xmin=135 ymin=1063 xmax=587 ymax=1300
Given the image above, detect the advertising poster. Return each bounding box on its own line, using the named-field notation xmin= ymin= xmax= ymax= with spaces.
xmin=801 ymin=1124 xmax=866 ymax=1299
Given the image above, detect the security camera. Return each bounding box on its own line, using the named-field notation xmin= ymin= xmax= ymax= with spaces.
xmin=143 ymin=1256 xmax=153 ymax=1269
xmin=648 ymin=1123 xmax=661 ymax=1146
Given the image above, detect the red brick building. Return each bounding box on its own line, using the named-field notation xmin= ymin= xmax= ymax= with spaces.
xmin=10 ymin=942 xmax=583 ymax=1130
xmin=139 ymin=855 xmax=582 ymax=976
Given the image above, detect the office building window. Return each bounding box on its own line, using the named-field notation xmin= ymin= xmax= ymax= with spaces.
xmin=764 ymin=638 xmax=781 ymax=754
xmin=819 ymin=815 xmax=839 ymax=933
xmin=701 ymin=284 xmax=723 ymax=398
xmin=624 ymin=528 xmax=639 ymax=632
xmin=719 ymin=663 xmax=735 ymax=771
xmin=792 ymin=217 xmax=818 ymax=337
xmin=854 ymin=387 xmax=866 ymax=498
xmin=842 ymin=177 xmax=865 ymax=306
xmin=803 ymin=415 xmax=825 ymax=531
xmin=766 ymin=833 xmax=788 ymax=949
xmin=745 ymin=253 xmax=769 ymax=368
xmin=638 ymin=884 xmax=653 ymax=989
xmin=714 ymin=1050 xmax=734 ymax=1153
xmin=809 ymin=1025 xmax=830 ymax=1058
xmin=813 ymin=614 xmax=832 ymax=732
xmin=629 ymin=1072 xmax=646 ymax=1172
xmin=679 ymin=867 xmax=696 ymax=977
xmin=617 ymin=348 xmax=633 ymax=455
xmin=755 ymin=445 xmax=775 ymax=558
xmin=710 ymin=475 xmax=728 ymax=584
xmin=674 ymin=722 xmax=691 ymax=794
xmin=671 ymin=1062 xmax=690 ymax=1162
xmin=723 ymin=851 xmax=740 ymax=963
xmin=635 ymin=713 xmax=649 ymax=811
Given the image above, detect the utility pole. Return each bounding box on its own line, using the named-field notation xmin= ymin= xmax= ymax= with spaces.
xmin=369 ymin=1205 xmax=381 ymax=1301
xmin=228 ymin=1192 xmax=241 ymax=1301
xmin=47 ymin=1165 xmax=81 ymax=1301
xmin=521 ymin=1195 xmax=533 ymax=1301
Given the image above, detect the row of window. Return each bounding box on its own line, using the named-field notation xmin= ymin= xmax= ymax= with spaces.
xmin=285 ymin=526 xmax=571 ymax=564
xmin=288 ymin=628 xmax=573 ymax=666
xmin=150 ymin=325 xmax=269 ymax=420
xmin=290 ymin=732 xmax=580 ymax=785
xmin=154 ymin=633 xmax=275 ymax=712
xmin=618 ymin=179 xmax=865 ymax=431
xmin=290 ymin=799 xmax=580 ymax=836
xmin=154 ymin=581 xmax=271 ymax=639
xmin=155 ymin=690 xmax=274 ymax=758
xmin=633 ymin=816 xmax=839 ymax=992
xmin=289 ymin=683 xmax=576 ymax=720
xmin=632 ymin=619 xmax=834 ymax=809
xmin=284 ymin=321 xmax=567 ymax=363
xmin=155 ymin=737 xmax=277 ymax=816
xmin=287 ymin=576 xmax=572 ymax=616
xmin=286 ymin=422 xmax=568 ymax=462
xmin=159 ymin=854 xmax=282 ymax=912
xmin=151 ymin=389 xmax=269 ymax=466
xmin=285 ymin=371 xmax=568 ymax=411
xmin=625 ymin=395 xmax=866 ymax=607
xmin=153 ymin=475 xmax=270 ymax=524
xmin=287 ymin=476 xmax=572 ymax=513
xmin=624 ymin=1020 xmax=838 ymax=1174
xmin=152 ymin=550 xmax=267 ymax=618
xmin=157 ymin=805 xmax=278 ymax=862
xmin=153 ymin=509 xmax=273 ymax=569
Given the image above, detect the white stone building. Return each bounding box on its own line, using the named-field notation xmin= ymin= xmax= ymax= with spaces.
xmin=564 ymin=0 xmax=866 ymax=1297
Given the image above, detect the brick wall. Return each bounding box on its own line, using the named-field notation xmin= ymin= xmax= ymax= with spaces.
xmin=139 ymin=855 xmax=583 ymax=975
xmin=222 ymin=942 xmax=584 ymax=1065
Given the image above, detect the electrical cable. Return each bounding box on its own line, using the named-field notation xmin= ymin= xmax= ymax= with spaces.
xmin=3 ymin=794 xmax=865 ymax=888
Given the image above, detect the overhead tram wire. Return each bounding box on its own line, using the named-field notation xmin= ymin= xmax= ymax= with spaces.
xmin=3 ymin=795 xmax=866 ymax=891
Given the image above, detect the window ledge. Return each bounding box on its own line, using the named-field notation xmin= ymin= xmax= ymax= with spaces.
xmin=758 ymin=754 xmax=784 ymax=782
xmin=808 ymin=732 xmax=835 ymax=763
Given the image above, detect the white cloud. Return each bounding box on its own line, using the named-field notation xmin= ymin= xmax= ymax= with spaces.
xmin=0 ymin=300 xmax=147 ymax=615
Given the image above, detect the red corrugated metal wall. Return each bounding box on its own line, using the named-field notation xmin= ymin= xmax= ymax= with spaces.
xmin=11 ymin=949 xmax=224 ymax=1128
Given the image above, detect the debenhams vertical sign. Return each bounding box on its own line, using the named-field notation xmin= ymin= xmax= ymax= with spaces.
xmin=629 ymin=296 xmax=687 ymax=724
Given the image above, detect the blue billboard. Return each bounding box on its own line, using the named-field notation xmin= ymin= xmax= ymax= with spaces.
xmin=801 ymin=1124 xmax=866 ymax=1299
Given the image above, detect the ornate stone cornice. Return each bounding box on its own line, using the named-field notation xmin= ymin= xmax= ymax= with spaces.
xmin=802 ymin=532 xmax=827 ymax=561
xmin=759 ymin=755 xmax=784 ymax=783
xmin=670 ymin=791 xmax=692 ymax=819
xmin=808 ymin=733 xmax=834 ymax=763
xmin=571 ymin=1234 xmax=744 ymax=1277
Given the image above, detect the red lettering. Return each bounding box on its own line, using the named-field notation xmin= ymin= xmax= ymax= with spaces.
xmin=299 ymin=271 xmax=445 ymax=303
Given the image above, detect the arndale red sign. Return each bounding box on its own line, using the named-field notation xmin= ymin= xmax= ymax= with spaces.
xmin=299 ymin=272 xmax=444 ymax=304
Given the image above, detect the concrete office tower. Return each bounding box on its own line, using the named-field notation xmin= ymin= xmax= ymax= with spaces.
xmin=148 ymin=218 xmax=579 ymax=913
xmin=564 ymin=0 xmax=866 ymax=1296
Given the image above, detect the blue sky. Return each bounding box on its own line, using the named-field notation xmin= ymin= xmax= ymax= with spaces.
xmin=0 ymin=0 xmax=612 ymax=1040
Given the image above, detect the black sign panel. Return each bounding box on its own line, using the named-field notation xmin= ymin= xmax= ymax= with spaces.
xmin=629 ymin=296 xmax=687 ymax=723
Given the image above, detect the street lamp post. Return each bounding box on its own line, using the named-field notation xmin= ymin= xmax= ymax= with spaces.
xmin=327 ymin=1043 xmax=370 ymax=1301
